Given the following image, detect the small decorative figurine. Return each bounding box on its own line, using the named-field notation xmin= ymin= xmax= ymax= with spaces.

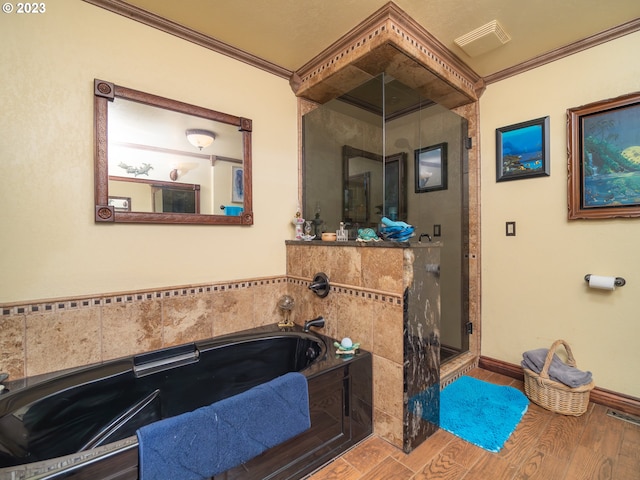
xmin=277 ymin=295 xmax=295 ymax=328
xmin=301 ymin=221 xmax=316 ymax=241
xmin=356 ymin=228 xmax=381 ymax=242
xmin=333 ymin=337 xmax=360 ymax=355
xmin=292 ymin=209 xmax=305 ymax=240
xmin=312 ymin=203 xmax=324 ymax=237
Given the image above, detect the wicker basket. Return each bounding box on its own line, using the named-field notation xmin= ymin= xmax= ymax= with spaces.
xmin=523 ymin=339 xmax=595 ymax=416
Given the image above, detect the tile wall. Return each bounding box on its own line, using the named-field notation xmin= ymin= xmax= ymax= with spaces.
xmin=1 ymin=242 xmax=441 ymax=451
xmin=287 ymin=242 xmax=414 ymax=449
xmin=0 ymin=278 xmax=288 ymax=379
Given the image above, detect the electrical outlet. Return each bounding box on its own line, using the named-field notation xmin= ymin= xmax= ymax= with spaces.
xmin=433 ymin=224 xmax=441 ymax=237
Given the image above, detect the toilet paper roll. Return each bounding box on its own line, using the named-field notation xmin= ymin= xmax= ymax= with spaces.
xmin=588 ymin=275 xmax=616 ymax=290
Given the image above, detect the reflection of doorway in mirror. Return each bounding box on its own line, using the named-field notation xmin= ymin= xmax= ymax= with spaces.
xmin=346 ymin=172 xmax=370 ymax=223
xmin=232 ymin=166 xmax=243 ymax=203
xmin=382 ymin=152 xmax=407 ymax=221
xmin=152 ymin=186 xmax=198 ymax=213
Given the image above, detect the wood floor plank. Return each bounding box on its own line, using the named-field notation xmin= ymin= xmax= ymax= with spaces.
xmin=536 ymin=406 xmax=589 ymax=458
xmin=341 ymin=435 xmax=400 ymax=475
xmin=512 ymin=450 xmax=569 ymax=479
xmin=438 ymin=436 xmax=485 ymax=470
xmin=459 ymin=454 xmax=518 ymax=480
xmin=410 ymin=451 xmax=468 ymax=480
xmin=498 ymin=403 xmax=551 ymax=465
xmin=396 ymin=428 xmax=454 ymax=472
xmin=306 ymin=457 xmax=362 ymax=480
xmin=358 ymin=457 xmax=414 ymax=480
xmin=615 ymin=422 xmax=640 ymax=479
xmin=577 ymin=404 xmax=624 ymax=458
xmin=564 ymin=445 xmax=615 ymax=480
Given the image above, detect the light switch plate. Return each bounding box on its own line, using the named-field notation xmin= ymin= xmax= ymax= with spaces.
xmin=506 ymin=221 xmax=516 ymax=236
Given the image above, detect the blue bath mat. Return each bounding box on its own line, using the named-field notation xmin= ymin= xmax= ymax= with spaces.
xmin=440 ymin=376 xmax=529 ymax=452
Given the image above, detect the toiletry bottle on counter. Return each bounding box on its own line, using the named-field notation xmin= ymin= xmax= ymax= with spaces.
xmin=337 ymin=222 xmax=348 ymax=241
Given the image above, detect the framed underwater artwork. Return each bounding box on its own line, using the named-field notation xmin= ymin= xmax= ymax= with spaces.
xmin=496 ymin=116 xmax=550 ymax=182
xmin=568 ymin=91 xmax=640 ymax=219
xmin=414 ymin=142 xmax=447 ymax=193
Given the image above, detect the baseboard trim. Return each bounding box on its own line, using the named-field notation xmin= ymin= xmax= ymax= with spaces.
xmin=479 ymin=356 xmax=640 ymax=418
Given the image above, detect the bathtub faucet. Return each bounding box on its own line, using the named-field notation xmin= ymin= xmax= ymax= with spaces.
xmin=303 ymin=316 xmax=325 ymax=332
xmin=308 ymin=272 xmax=330 ymax=298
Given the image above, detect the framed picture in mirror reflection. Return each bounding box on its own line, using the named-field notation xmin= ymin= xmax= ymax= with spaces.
xmin=108 ymin=196 xmax=131 ymax=212
xmin=232 ymin=166 xmax=244 ymax=203
xmin=415 ymin=143 xmax=448 ymax=193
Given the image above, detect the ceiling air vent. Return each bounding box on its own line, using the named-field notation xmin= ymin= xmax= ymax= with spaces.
xmin=454 ymin=20 xmax=511 ymax=57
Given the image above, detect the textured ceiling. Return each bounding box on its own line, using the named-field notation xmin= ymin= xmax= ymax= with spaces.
xmin=120 ymin=0 xmax=640 ymax=77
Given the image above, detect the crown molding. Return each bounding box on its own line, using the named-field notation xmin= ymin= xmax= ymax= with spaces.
xmin=484 ymin=17 xmax=640 ymax=84
xmin=291 ymin=1 xmax=484 ymax=108
xmin=82 ymin=0 xmax=293 ymax=79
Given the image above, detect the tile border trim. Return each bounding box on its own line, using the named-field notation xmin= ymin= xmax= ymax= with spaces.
xmin=1 ymin=275 xmax=402 ymax=317
xmin=287 ymin=277 xmax=403 ymax=306
xmin=1 ymin=277 xmax=288 ymax=317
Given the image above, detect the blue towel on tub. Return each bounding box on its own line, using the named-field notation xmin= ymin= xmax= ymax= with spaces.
xmin=136 ymin=372 xmax=310 ymax=480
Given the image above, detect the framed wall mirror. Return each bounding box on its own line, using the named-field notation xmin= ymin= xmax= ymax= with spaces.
xmin=94 ymin=79 xmax=253 ymax=225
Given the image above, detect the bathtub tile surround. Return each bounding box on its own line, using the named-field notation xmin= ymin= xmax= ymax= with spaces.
xmin=26 ymin=308 xmax=102 ymax=377
xmin=286 ymin=241 xmax=441 ymax=452
xmin=0 ymin=278 xmax=288 ymax=379
xmin=0 ymin=316 xmax=24 ymax=380
xmin=1 ymin=241 xmax=439 ymax=453
xmin=101 ymin=300 xmax=163 ymax=362
xmin=286 ymin=275 xmax=406 ymax=447
xmin=162 ymin=295 xmax=214 ymax=348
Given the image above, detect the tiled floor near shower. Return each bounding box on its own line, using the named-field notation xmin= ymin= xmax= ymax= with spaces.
xmin=305 ymin=368 xmax=640 ymax=480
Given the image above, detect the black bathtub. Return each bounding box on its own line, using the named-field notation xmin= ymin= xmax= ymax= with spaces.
xmin=0 ymin=324 xmax=372 ymax=480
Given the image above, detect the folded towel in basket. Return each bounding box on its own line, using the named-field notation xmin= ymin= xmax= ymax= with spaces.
xmin=137 ymin=372 xmax=310 ymax=480
xmin=521 ymin=348 xmax=593 ymax=388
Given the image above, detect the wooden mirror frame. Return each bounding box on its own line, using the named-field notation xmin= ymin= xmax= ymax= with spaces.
xmin=94 ymin=79 xmax=253 ymax=225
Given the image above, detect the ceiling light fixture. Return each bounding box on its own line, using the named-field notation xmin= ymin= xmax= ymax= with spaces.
xmin=185 ymin=129 xmax=215 ymax=150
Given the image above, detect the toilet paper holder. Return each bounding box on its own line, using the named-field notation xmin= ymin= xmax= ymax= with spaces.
xmin=584 ymin=274 xmax=626 ymax=287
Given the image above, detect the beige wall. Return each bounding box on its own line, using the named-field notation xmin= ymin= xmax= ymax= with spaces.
xmin=0 ymin=0 xmax=299 ymax=303
xmin=479 ymin=31 xmax=640 ymax=397
xmin=2 ymin=0 xmax=638 ymax=401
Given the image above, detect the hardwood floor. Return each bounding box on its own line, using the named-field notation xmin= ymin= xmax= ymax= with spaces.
xmin=305 ymin=368 xmax=640 ymax=480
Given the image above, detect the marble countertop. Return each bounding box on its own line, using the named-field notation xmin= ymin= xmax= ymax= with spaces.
xmin=285 ymin=239 xmax=441 ymax=248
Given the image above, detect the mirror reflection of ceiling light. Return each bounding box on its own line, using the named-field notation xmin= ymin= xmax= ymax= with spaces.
xmin=185 ymin=129 xmax=215 ymax=150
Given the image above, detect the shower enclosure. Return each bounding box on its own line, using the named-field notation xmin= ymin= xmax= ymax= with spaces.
xmin=302 ymin=73 xmax=470 ymax=363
